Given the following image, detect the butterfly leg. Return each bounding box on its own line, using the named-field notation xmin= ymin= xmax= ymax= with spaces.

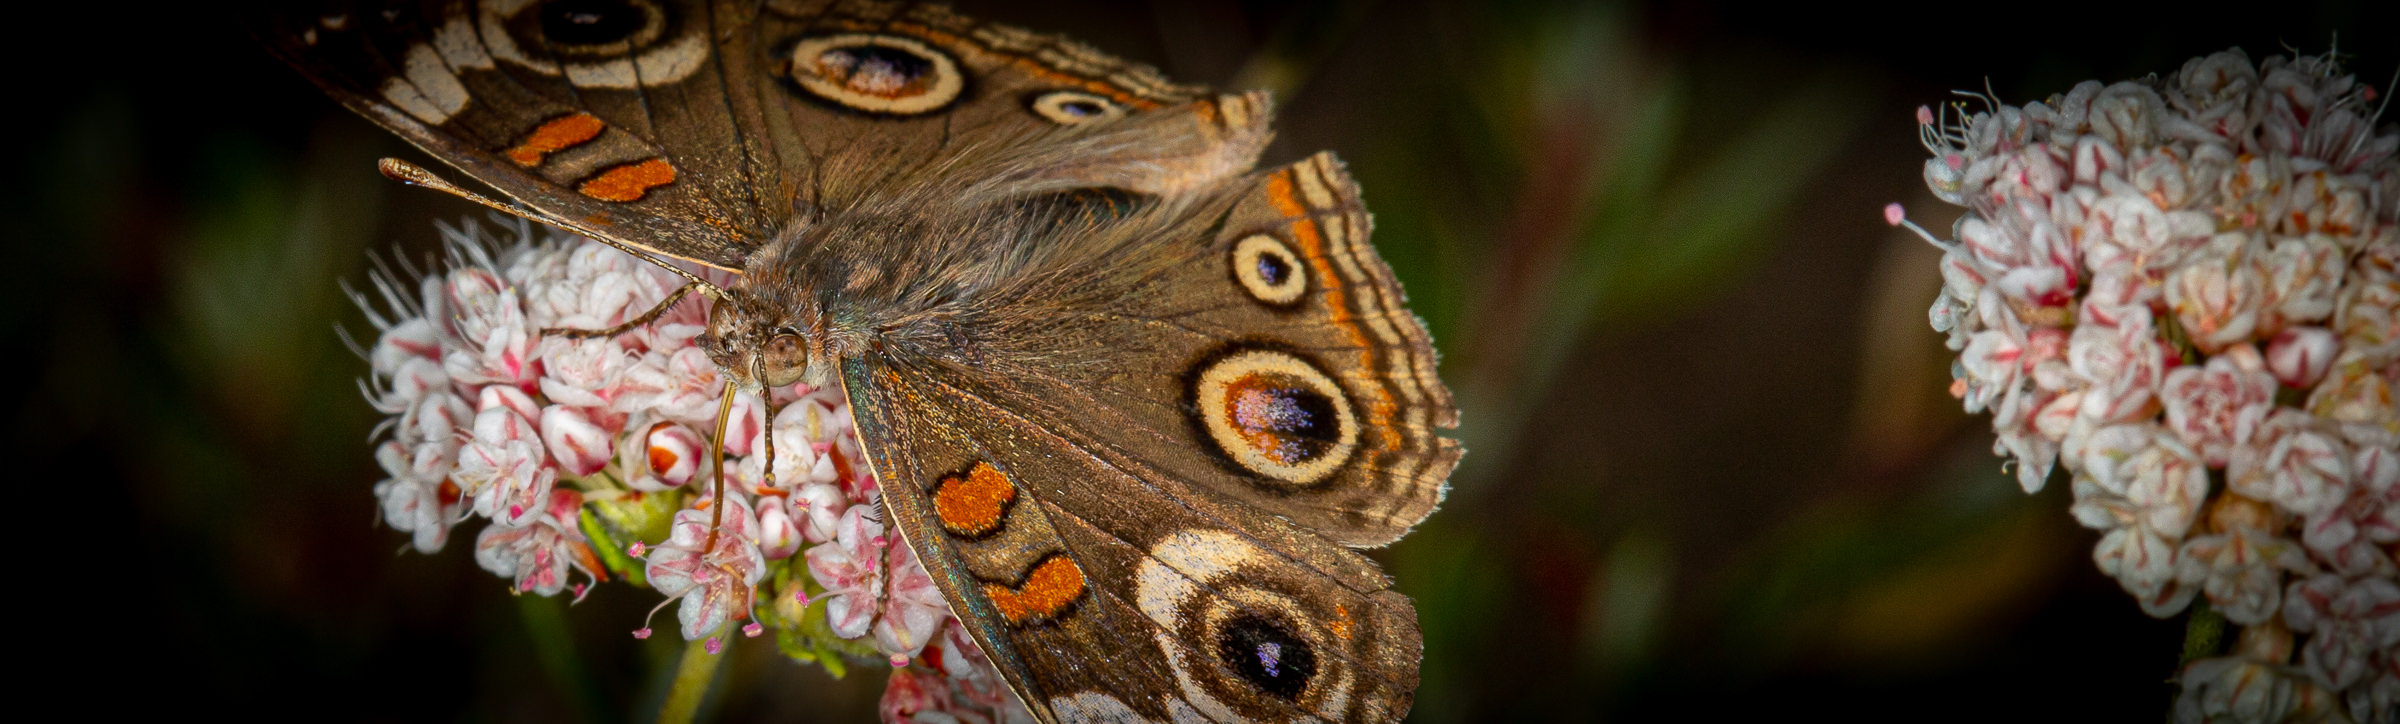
xmin=539 ymin=281 xmax=700 ymax=339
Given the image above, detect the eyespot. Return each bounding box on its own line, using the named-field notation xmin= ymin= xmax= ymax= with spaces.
xmin=1029 ymin=90 xmax=1126 ymax=125
xmin=785 ymin=33 xmax=964 ymax=115
xmin=1217 ymin=613 xmax=1316 ymax=699
xmin=1190 ymin=348 xmax=1358 ymax=487
xmin=477 ymin=0 xmax=704 ymax=89
xmin=536 ymin=0 xmax=659 ymax=48
xmin=1230 ymin=234 xmax=1306 ymax=307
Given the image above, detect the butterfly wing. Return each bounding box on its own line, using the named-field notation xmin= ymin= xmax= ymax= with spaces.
xmin=844 ymin=151 xmax=1454 ymax=723
xmin=255 ymin=0 xmax=1209 ymax=269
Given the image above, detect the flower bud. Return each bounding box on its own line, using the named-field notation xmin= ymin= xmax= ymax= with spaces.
xmin=2265 ymin=326 xmax=2339 ymax=388
xmin=540 ymin=405 xmax=611 ymax=477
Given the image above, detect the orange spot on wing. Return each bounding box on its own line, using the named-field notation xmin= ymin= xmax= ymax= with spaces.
xmin=984 ymin=555 xmax=1086 ymax=625
xmin=934 ymin=462 xmax=1017 ymax=536
xmin=1331 ymin=602 xmax=1354 ymax=640
xmin=579 ymin=158 xmax=676 ymax=202
xmin=506 ymin=113 xmax=606 ymax=167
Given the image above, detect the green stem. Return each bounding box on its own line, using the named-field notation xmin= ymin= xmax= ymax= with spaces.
xmin=657 ymin=635 xmax=727 ymax=724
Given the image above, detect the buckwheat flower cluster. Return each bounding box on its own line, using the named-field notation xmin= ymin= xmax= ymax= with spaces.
xmin=1890 ymin=49 xmax=2399 ymax=723
xmin=351 ymin=218 xmax=1028 ymax=719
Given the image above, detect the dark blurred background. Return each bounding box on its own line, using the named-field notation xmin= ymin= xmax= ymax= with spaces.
xmin=12 ymin=0 xmax=2394 ymax=720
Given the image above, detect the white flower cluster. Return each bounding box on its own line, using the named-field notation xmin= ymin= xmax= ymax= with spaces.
xmin=352 ymin=219 xmax=1028 ymax=721
xmin=1897 ymin=49 xmax=2399 ymax=723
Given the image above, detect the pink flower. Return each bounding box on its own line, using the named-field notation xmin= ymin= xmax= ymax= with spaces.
xmin=474 ymin=489 xmax=597 ymax=597
xmin=754 ymin=497 xmax=803 ymax=560
xmin=373 ymin=471 xmax=461 ymax=554
xmin=2336 ymin=261 xmax=2400 ymax=365
xmin=740 ymin=394 xmax=846 ymax=491
xmin=538 ymin=337 xmax=634 ymax=409
xmin=2167 ymin=50 xmax=2261 ymax=140
xmin=619 ymin=420 xmax=705 ymax=492
xmin=2267 ymin=326 xmax=2341 ymax=389
xmin=2229 ymin=409 xmax=2354 ymax=519
xmin=455 ymin=403 xmax=556 ymax=529
xmin=2175 ymin=525 xmax=2309 ymax=625
xmin=2166 ymin=234 xmax=2272 ymax=354
xmin=2305 ymin=351 xmax=2398 ymax=450
xmin=2283 ymin=574 xmax=2400 ymax=690
xmin=2068 ymin=304 xmax=2171 ymax=424
xmin=366 ymin=316 xmax=442 ymax=378
xmin=437 ymin=266 xmax=537 ymax=388
xmin=2071 ymin=424 xmax=2211 ymax=614
xmin=2260 ymin=234 xmax=2348 ymax=330
xmin=2161 ymin=344 xmax=2278 ymax=466
xmin=644 ymin=497 xmax=767 ymax=640
xmin=876 ymin=542 xmax=947 ymax=658
xmin=613 ymin=347 xmax=725 ymax=426
xmin=2303 ymin=444 xmax=2400 ymax=557
xmin=806 ymin=506 xmax=887 ymax=639
xmin=539 ymin=405 xmax=613 ymax=477
xmin=792 ymin=482 xmax=847 ymax=543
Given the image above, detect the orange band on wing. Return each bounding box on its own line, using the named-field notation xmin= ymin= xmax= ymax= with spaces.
xmin=506 ymin=113 xmax=606 ymax=167
xmin=579 ymin=158 xmax=676 ymax=202
xmin=1265 ymin=171 xmax=1401 ymax=433
xmin=934 ymin=461 xmax=1017 ymax=537
xmin=984 ymin=555 xmax=1086 ymax=625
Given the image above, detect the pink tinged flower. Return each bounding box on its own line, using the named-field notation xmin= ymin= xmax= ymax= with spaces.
xmin=2167 ymin=49 xmax=2261 ymax=140
xmin=2160 ymin=344 xmax=2278 ymax=467
xmin=2090 ymin=81 xmax=2169 ymax=149
xmin=369 ymin=317 xmax=443 ymax=376
xmin=474 ymin=489 xmax=598 ymax=597
xmin=370 ymin=356 xmax=451 ymax=415
xmin=455 ymin=405 xmax=557 ymax=529
xmin=538 ymin=337 xmax=632 ymax=408
xmin=793 ymin=483 xmax=848 ymax=543
xmin=2305 ymin=351 xmax=2398 ymax=450
xmin=439 ymin=266 xmax=537 ymax=388
xmin=2071 ymin=424 xmax=2210 ymax=615
xmin=746 ymin=397 xmax=847 ymax=491
xmin=2175 ymin=526 xmax=2310 ymax=625
xmin=2336 ymin=263 xmax=2400 ymax=365
xmin=2229 ymin=409 xmax=2354 ymax=520
xmin=2069 ymin=305 xmax=2170 ymax=425
xmin=622 ymin=421 xmax=705 ymax=492
xmin=2174 ymin=655 xmax=2319 ymax=724
xmin=477 ymin=384 xmax=543 ymax=428
xmin=805 ymin=506 xmax=887 ymax=640
xmin=875 ymin=542 xmax=947 ymax=658
xmin=2166 ymin=234 xmax=2272 ymax=355
xmin=2303 ymin=444 xmax=2400 ymax=559
xmin=373 ymin=474 xmax=461 ymax=553
xmin=2266 ymin=326 xmax=2341 ymax=389
xmin=539 ymin=405 xmax=612 ymax=477
xmin=755 ymin=497 xmax=803 ymax=560
xmin=879 ymin=668 xmax=947 ymax=724
xmin=2283 ymin=574 xmax=2400 ymax=690
xmin=613 ymin=347 xmax=725 ymax=425
xmin=2260 ymin=234 xmax=2348 ymax=330
xmin=644 ymin=497 xmax=767 ymax=640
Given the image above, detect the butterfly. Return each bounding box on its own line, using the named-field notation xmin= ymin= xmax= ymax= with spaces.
xmin=256 ymin=1 xmax=1458 ymax=721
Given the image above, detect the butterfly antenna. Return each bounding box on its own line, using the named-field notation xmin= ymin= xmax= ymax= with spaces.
xmin=703 ymin=381 xmax=739 ymax=553
xmin=376 ymin=158 xmax=730 ymax=299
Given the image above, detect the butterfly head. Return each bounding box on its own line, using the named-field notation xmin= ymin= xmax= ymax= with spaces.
xmin=701 ymin=289 xmax=826 ymax=389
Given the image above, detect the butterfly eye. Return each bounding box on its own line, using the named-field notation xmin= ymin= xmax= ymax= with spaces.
xmin=760 ymin=333 xmax=808 ymax=387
